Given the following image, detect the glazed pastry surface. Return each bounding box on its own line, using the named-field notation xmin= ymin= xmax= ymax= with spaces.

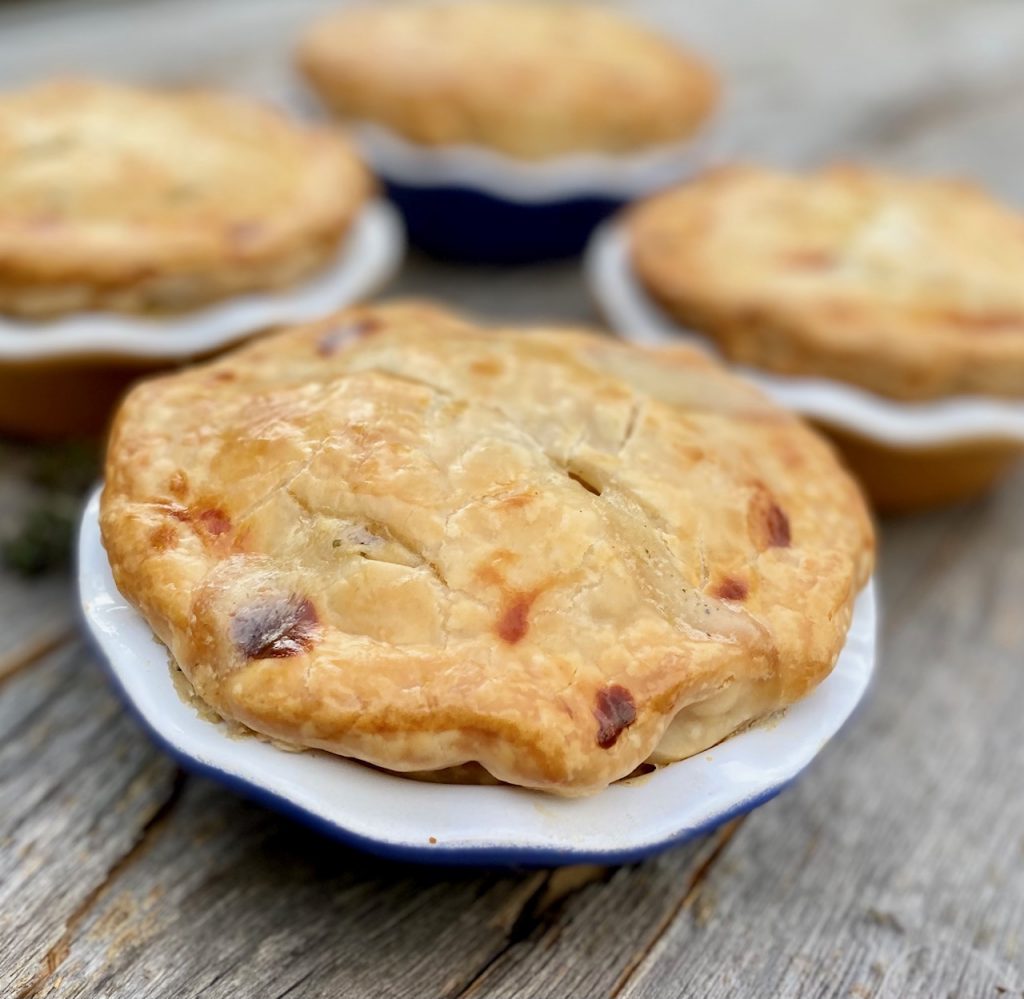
xmin=0 ymin=79 xmax=370 ymax=316
xmin=629 ymin=165 xmax=1024 ymax=400
xmin=299 ymin=1 xmax=717 ymax=159
xmin=101 ymin=303 xmax=873 ymax=794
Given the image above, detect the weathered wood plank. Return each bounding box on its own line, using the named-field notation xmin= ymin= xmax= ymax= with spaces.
xmin=23 ymin=767 xmax=746 ymax=999
xmin=29 ymin=777 xmax=547 ymax=999
xmin=0 ymin=642 xmax=179 ymax=999
xmin=452 ymin=821 xmax=746 ymax=999
xmin=0 ymin=578 xmax=73 ymax=682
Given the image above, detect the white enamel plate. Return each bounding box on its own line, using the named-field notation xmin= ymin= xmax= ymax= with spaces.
xmin=79 ymin=489 xmax=877 ymax=865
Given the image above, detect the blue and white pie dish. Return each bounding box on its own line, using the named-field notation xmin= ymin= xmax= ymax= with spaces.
xmin=350 ymin=123 xmax=710 ymax=264
xmin=79 ymin=488 xmax=877 ymax=866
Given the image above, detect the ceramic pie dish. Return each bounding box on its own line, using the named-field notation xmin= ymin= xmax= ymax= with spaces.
xmin=0 ymin=79 xmax=402 ymax=438
xmin=82 ymin=300 xmax=875 ymax=858
xmin=587 ymin=165 xmax=1024 ymax=512
xmin=79 ymin=500 xmax=877 ymax=864
xmin=297 ymin=1 xmax=718 ymax=263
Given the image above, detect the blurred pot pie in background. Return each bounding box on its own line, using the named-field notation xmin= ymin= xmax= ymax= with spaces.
xmin=100 ymin=301 xmax=873 ymax=795
xmin=298 ymin=0 xmax=717 ymax=160
xmin=624 ymin=165 xmax=1024 ymax=510
xmin=0 ymin=79 xmax=370 ymax=317
xmin=0 ymin=78 xmax=393 ymax=439
xmin=297 ymin=1 xmax=719 ymax=262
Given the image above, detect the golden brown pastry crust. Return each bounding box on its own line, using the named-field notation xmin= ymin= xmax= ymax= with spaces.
xmin=0 ymin=79 xmax=371 ymax=317
xmin=628 ymin=165 xmax=1024 ymax=401
xmin=298 ymin=1 xmax=717 ymax=159
xmin=101 ymin=302 xmax=873 ymax=795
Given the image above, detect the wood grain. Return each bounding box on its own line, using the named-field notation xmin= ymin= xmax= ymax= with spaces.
xmin=1 ymin=1 xmax=1024 ymax=997
xmin=0 ymin=643 xmax=178 ymax=999
xmin=29 ymin=774 xmax=568 ymax=999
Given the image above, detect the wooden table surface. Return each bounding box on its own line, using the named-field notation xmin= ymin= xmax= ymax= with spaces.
xmin=2 ymin=1 xmax=1023 ymax=996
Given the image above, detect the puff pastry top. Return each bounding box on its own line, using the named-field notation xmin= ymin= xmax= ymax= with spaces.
xmin=0 ymin=79 xmax=371 ymax=317
xmin=101 ymin=302 xmax=873 ymax=795
xmin=629 ymin=165 xmax=1024 ymax=401
xmin=298 ymin=1 xmax=717 ymax=159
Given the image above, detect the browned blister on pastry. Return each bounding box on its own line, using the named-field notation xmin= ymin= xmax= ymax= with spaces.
xmin=298 ymin=1 xmax=718 ymax=159
xmin=0 ymin=79 xmax=371 ymax=317
xmin=628 ymin=165 xmax=1024 ymax=401
xmin=101 ymin=302 xmax=873 ymax=795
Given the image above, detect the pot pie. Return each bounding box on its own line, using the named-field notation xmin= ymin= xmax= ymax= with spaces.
xmin=101 ymin=302 xmax=873 ymax=795
xmin=297 ymin=1 xmax=718 ymax=160
xmin=0 ymin=79 xmax=371 ymax=317
xmin=628 ymin=164 xmax=1024 ymax=402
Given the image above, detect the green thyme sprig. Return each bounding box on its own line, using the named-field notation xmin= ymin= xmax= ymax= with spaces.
xmin=1 ymin=441 xmax=100 ymax=577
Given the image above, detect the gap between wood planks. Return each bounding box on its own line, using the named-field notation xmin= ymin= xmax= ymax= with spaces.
xmin=273 ymin=965 xmax=322 ymax=999
xmin=14 ymin=769 xmax=188 ymax=999
xmin=450 ymin=865 xmax=612 ymax=999
xmin=452 ymin=816 xmax=747 ymax=999
xmin=0 ymin=621 xmax=76 ymax=687
xmin=608 ymin=816 xmax=746 ymax=999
